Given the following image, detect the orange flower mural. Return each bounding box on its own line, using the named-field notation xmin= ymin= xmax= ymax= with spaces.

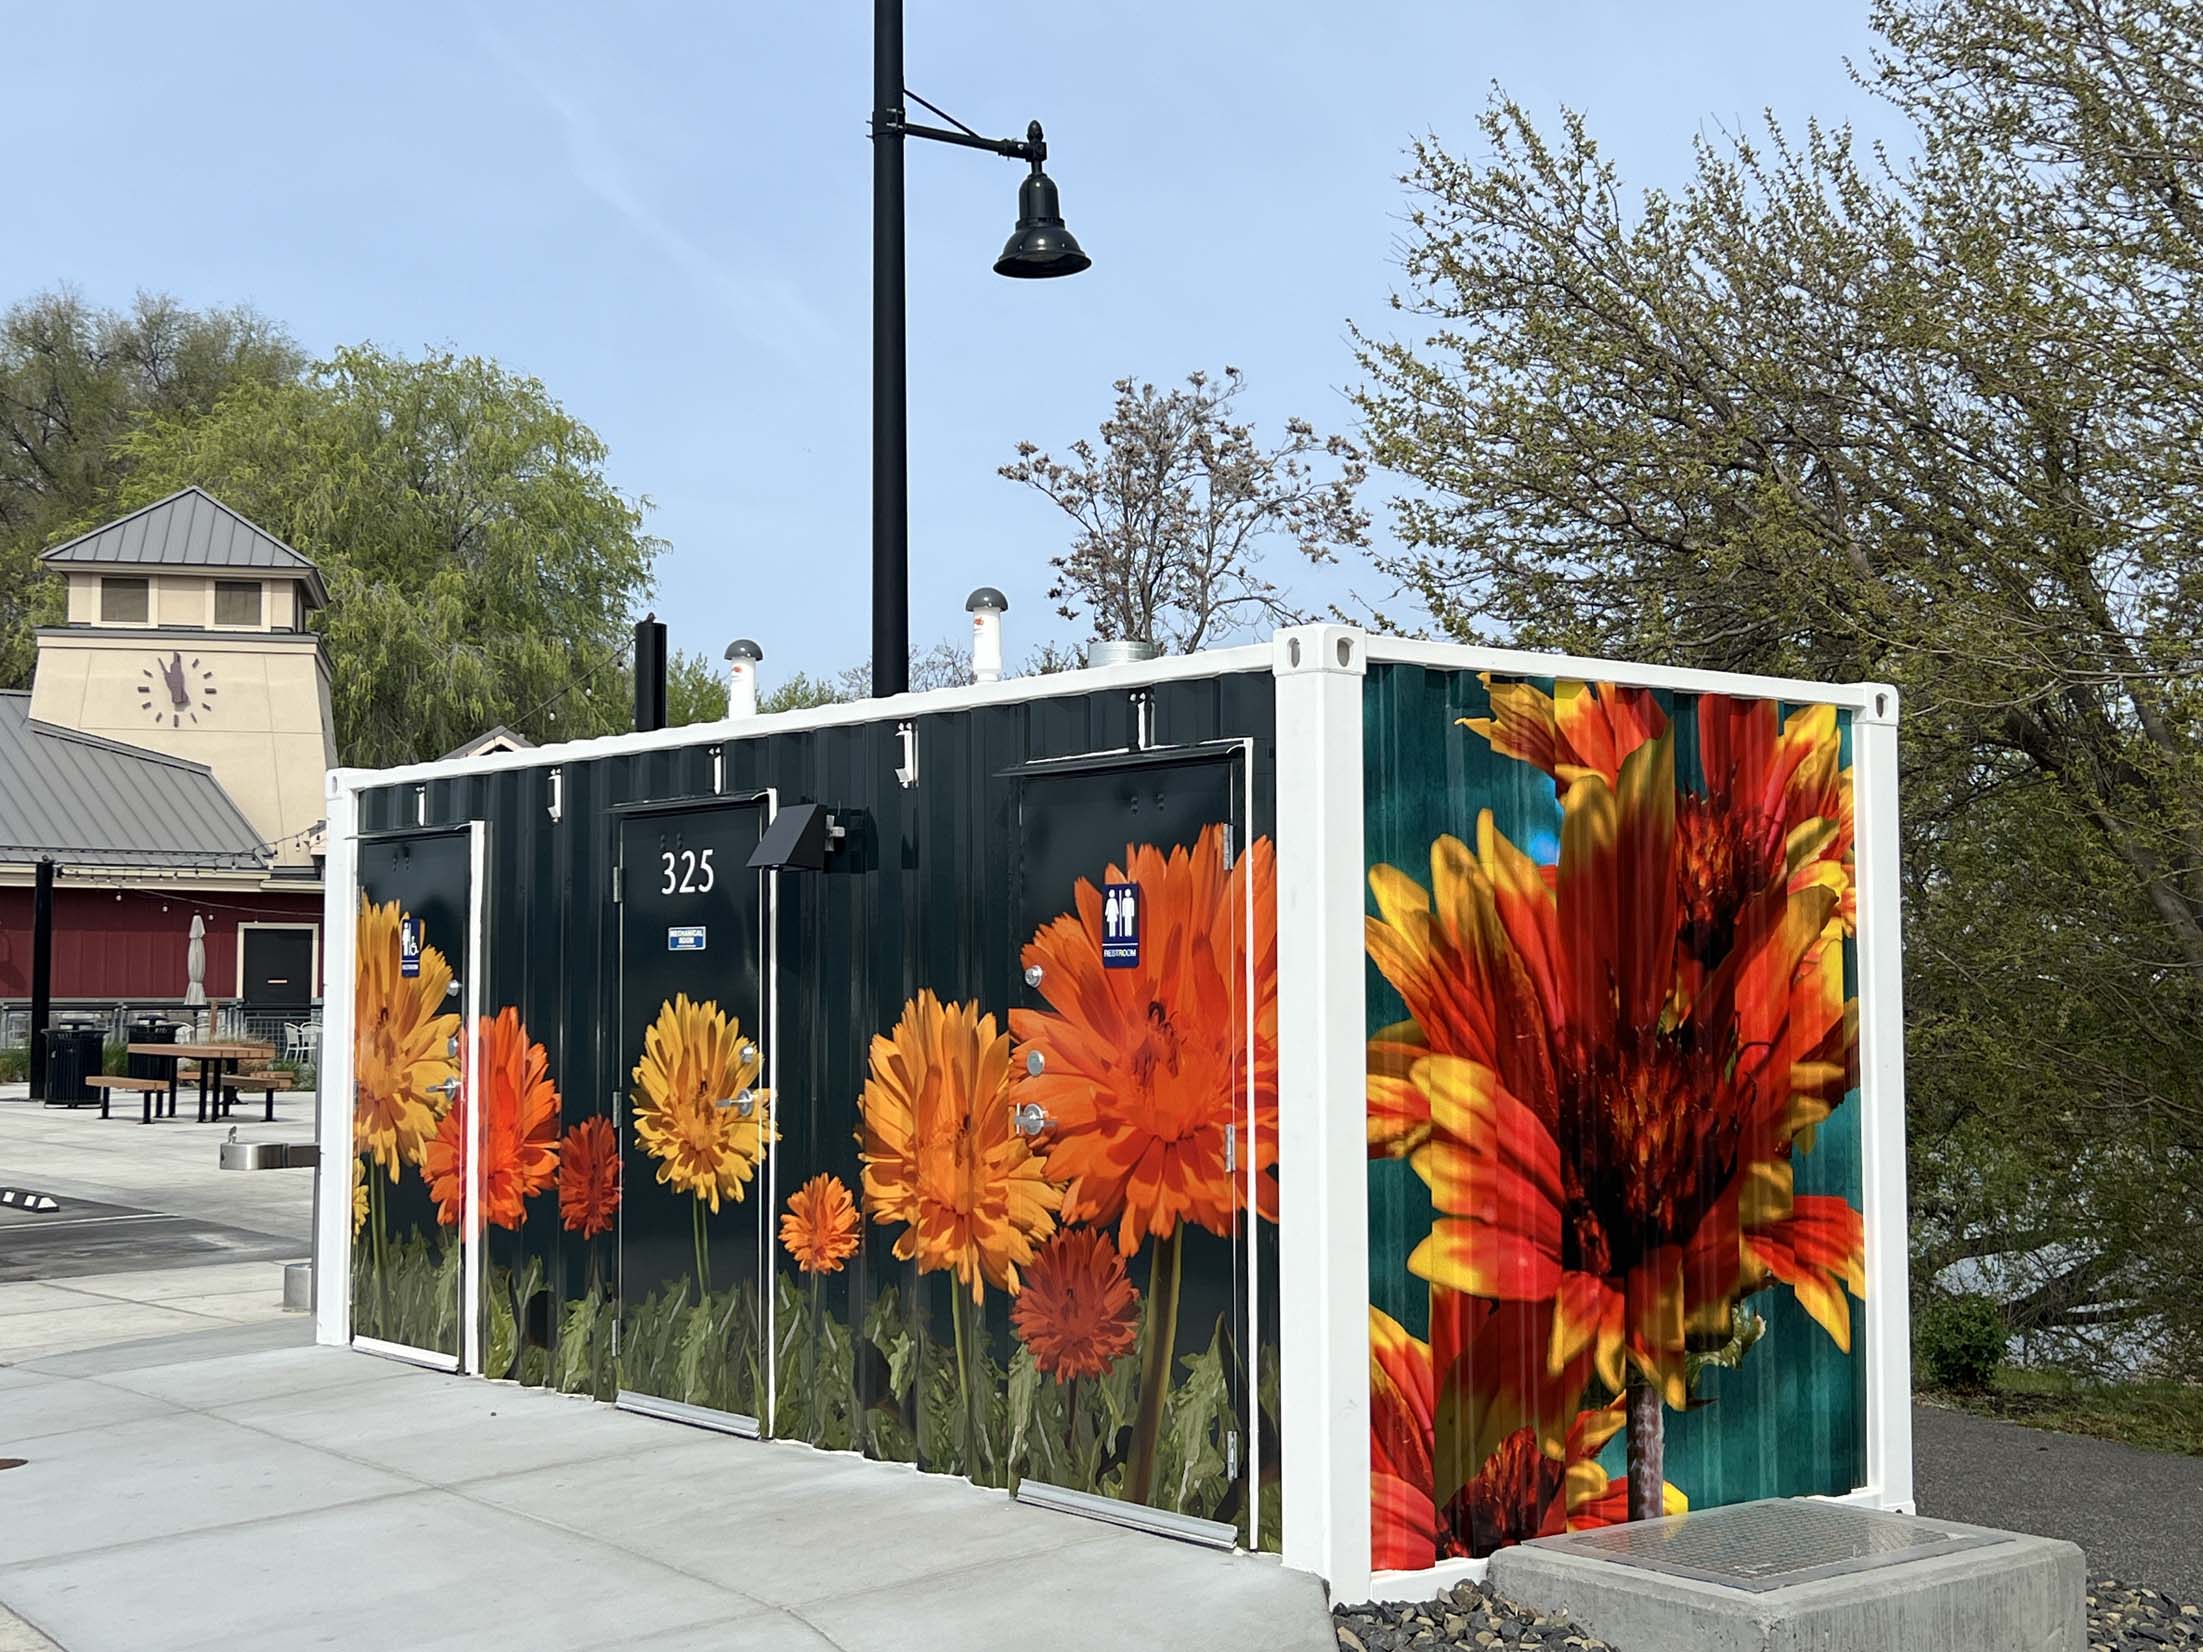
xmin=1009 ymin=824 xmax=1278 ymax=1253
xmin=422 ymin=1007 xmax=560 ymax=1234
xmin=781 ymin=1173 xmax=860 ymax=1275
xmin=1367 ymin=677 xmax=1864 ymax=1542
xmin=1370 ymin=1303 xmax=1685 ymax=1567
xmin=859 ymin=990 xmax=1061 ymax=1302
xmin=1013 ymin=1227 xmax=1141 ymax=1381
xmin=352 ymin=894 xmax=460 ymax=1178
xmin=558 ymin=1114 xmax=621 ymax=1240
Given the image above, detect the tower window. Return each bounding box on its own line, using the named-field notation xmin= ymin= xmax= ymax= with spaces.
xmin=100 ymin=577 xmax=149 ymax=623
xmin=214 ymin=580 xmax=263 ymax=627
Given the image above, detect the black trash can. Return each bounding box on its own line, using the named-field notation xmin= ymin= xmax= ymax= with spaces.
xmin=126 ymin=1016 xmax=180 ymax=1080
xmin=41 ymin=1021 xmax=104 ymax=1105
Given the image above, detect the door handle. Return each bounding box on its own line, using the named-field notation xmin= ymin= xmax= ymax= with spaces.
xmin=1012 ymin=1101 xmax=1050 ymax=1138
xmin=430 ymin=1076 xmax=461 ymax=1098
xmin=724 ymin=1091 xmax=757 ymax=1118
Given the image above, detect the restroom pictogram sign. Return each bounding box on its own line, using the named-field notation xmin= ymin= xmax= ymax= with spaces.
xmin=1102 ymin=881 xmax=1141 ymax=968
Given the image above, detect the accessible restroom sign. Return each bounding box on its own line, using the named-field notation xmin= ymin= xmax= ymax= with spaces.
xmin=399 ymin=916 xmax=422 ymax=978
xmin=1102 ymin=881 xmax=1141 ymax=968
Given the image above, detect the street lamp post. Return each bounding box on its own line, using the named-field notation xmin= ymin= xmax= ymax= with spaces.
xmin=869 ymin=0 xmax=1088 ymax=698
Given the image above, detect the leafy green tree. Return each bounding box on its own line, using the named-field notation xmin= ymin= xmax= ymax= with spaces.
xmin=665 ymin=648 xmax=728 ymax=726
xmin=1352 ymin=0 xmax=2203 ymax=1370
xmin=112 ymin=344 xmax=661 ymax=766
xmin=0 ymin=289 xmax=300 ymax=685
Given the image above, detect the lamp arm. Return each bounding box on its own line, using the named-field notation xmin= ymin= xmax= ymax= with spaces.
xmin=874 ymin=93 xmax=1047 ymax=165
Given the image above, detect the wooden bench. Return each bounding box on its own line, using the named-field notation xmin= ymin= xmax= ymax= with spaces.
xmin=85 ymin=1075 xmax=175 ymax=1125
xmin=218 ymin=1070 xmax=299 ymax=1123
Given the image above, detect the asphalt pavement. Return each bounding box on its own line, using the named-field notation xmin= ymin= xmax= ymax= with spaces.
xmin=1914 ymin=1399 xmax=2203 ymax=1599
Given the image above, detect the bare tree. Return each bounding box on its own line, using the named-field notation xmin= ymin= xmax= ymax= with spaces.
xmin=1001 ymin=368 xmax=1368 ymax=652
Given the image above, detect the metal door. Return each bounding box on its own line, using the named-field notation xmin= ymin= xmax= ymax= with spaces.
xmin=351 ymin=827 xmax=481 ymax=1372
xmin=1005 ymin=745 xmax=1255 ymax=1547
xmin=241 ymin=926 xmax=315 ymax=1010
xmin=614 ymin=799 xmax=775 ymax=1434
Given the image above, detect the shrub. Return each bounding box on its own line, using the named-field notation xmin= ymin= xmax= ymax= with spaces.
xmin=1917 ymin=1293 xmax=2008 ymax=1392
xmin=0 ymin=1045 xmax=25 ymax=1084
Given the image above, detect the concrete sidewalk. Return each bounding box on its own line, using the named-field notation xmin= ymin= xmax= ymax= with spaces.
xmin=0 ymin=1321 xmax=1335 ymax=1652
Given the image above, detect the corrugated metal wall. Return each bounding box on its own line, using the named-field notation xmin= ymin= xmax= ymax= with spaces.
xmin=1362 ymin=660 xmax=1867 ymax=1567
xmin=353 ymin=670 xmax=1284 ymax=1547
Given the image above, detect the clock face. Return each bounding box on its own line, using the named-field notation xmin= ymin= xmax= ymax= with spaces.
xmin=139 ymin=651 xmax=217 ymax=726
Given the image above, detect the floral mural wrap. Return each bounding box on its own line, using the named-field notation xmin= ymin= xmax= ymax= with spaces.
xmin=1366 ymin=672 xmax=1864 ymax=1564
xmin=557 ymin=1115 xmax=621 ymax=1241
xmin=859 ymin=990 xmax=1061 ymax=1301
xmin=352 ymin=893 xmax=459 ymax=1179
xmin=423 ymin=1007 xmax=560 ymax=1235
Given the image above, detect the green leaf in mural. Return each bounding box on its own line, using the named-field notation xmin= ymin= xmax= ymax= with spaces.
xmin=1156 ymin=1315 xmax=1233 ymax=1521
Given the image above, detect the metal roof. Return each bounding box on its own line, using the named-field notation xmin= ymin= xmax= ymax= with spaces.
xmin=39 ymin=487 xmax=329 ymax=608
xmin=0 ymin=693 xmax=269 ymax=871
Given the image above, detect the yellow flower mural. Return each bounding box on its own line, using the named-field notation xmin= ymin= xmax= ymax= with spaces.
xmin=352 ymin=893 xmax=461 ymax=1179
xmin=630 ymin=993 xmax=773 ymax=1213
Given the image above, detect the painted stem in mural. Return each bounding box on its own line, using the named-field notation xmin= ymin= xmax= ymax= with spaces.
xmin=691 ymin=1199 xmax=711 ymax=1298
xmin=1626 ymin=1374 xmax=1665 ymax=1523
xmin=806 ymin=1269 xmax=825 ymax=1437
xmin=1127 ymin=1225 xmax=1184 ymax=1502
xmin=1063 ymin=1373 xmax=1081 ymax=1472
xmin=950 ymin=1286 xmax=983 ymax=1476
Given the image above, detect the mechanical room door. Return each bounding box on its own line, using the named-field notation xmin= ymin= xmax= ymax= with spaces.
xmin=352 ymin=827 xmax=480 ymax=1372
xmin=615 ymin=798 xmax=775 ymax=1434
xmin=1005 ymin=745 xmax=1256 ymax=1547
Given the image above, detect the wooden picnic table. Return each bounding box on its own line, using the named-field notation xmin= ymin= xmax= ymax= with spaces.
xmin=127 ymin=1041 xmax=275 ymax=1124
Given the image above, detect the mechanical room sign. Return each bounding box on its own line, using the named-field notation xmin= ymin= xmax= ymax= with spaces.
xmin=1102 ymin=881 xmax=1141 ymax=968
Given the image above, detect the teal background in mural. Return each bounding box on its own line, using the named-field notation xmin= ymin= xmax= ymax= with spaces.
xmin=1362 ymin=660 xmax=1866 ymax=1516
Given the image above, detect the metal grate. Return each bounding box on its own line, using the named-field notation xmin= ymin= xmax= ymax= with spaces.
xmin=1534 ymin=1500 xmax=2006 ymax=1593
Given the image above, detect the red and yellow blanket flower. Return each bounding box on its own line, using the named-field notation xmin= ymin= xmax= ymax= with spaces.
xmin=1367 ymin=687 xmax=1863 ymax=1468
xmin=1371 ymin=1303 xmax=1685 ymax=1566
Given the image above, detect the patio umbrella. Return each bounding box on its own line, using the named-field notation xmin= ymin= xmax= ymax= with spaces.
xmin=185 ymin=914 xmax=207 ymax=1006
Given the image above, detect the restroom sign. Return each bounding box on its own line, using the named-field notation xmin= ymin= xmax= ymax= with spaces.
xmin=1102 ymin=881 xmax=1141 ymax=968
xmin=399 ymin=916 xmax=423 ymax=978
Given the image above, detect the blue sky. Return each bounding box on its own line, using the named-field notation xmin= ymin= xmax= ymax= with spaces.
xmin=6 ymin=3 xmax=1899 ymax=684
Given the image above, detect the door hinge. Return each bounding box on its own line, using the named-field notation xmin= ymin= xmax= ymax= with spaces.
xmin=610 ymin=1318 xmax=620 ymax=1357
xmin=1221 ymin=824 xmax=1235 ymax=869
xmin=1223 ymin=1123 xmax=1236 ymax=1174
xmin=611 ymin=863 xmax=623 ymax=903
xmin=1226 ymin=1429 xmax=1239 ymax=1480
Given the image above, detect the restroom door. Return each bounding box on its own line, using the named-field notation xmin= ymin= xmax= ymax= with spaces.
xmin=352 ymin=827 xmax=480 ymax=1372
xmin=614 ymin=799 xmax=775 ymax=1434
xmin=1005 ymin=746 xmax=1254 ymax=1547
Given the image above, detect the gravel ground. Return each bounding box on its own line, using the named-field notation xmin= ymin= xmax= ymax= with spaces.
xmin=1334 ymin=1571 xmax=2201 ymax=1650
xmin=1335 ymin=1583 xmax=1611 ymax=1651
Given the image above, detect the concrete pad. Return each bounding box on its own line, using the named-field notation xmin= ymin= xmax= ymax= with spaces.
xmin=155 ymin=1287 xmax=293 ymax=1323
xmin=57 ymin=1260 xmax=294 ymax=1303
xmin=0 ymin=1409 xmax=411 ymax=1566
xmin=92 ymin=1343 xmax=418 ymax=1409
xmin=467 ymin=1434 xmax=1120 ymax=1607
xmin=0 ymin=1298 xmax=225 ymax=1360
xmin=627 ymin=1610 xmax=847 ymax=1650
xmin=805 ymin=1521 xmax=1337 ymax=1652
xmin=216 ymin=1365 xmax=680 ymax=1482
xmin=0 ymin=1373 xmax=173 ymax=1445
xmin=18 ymin=1315 xmax=306 ymax=1376
xmin=0 ymin=1487 xmax=762 ymax=1652
xmin=1488 ymin=1499 xmax=2085 ymax=1652
xmin=0 ymin=1606 xmax=61 ymax=1652
xmin=0 ymin=1283 xmax=92 ymax=1319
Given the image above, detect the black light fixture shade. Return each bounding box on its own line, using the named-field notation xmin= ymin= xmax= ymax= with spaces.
xmin=749 ymin=803 xmax=833 ymax=872
xmin=995 ymin=166 xmax=1091 ymax=279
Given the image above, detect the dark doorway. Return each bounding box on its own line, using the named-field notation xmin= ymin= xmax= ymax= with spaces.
xmin=241 ymin=925 xmax=315 ymax=1009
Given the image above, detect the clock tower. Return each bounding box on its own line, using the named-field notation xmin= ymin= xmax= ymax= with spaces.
xmin=29 ymin=487 xmax=337 ymax=869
